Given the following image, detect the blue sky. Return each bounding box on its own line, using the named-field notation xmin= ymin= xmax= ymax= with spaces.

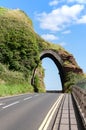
xmin=0 ymin=0 xmax=86 ymax=90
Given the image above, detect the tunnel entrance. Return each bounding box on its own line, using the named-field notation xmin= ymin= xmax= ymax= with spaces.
xmin=40 ymin=50 xmax=64 ymax=92
xmin=42 ymin=58 xmax=62 ymax=91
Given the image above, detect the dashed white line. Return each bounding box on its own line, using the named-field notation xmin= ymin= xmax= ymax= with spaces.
xmin=34 ymin=94 xmax=39 ymax=97
xmin=2 ymin=101 xmax=19 ymax=109
xmin=1 ymin=94 xmax=39 ymax=110
xmin=24 ymin=96 xmax=32 ymax=101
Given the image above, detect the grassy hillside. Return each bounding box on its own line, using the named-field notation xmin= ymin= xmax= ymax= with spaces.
xmin=0 ymin=7 xmax=47 ymax=96
xmin=0 ymin=63 xmax=34 ymax=96
xmin=0 ymin=7 xmax=39 ymax=71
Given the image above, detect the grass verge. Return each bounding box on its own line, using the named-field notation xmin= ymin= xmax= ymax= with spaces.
xmin=0 ymin=83 xmax=34 ymax=97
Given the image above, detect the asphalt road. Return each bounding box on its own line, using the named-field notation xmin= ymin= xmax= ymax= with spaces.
xmin=0 ymin=93 xmax=61 ymax=130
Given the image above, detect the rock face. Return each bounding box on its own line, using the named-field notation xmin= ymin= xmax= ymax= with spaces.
xmin=57 ymin=49 xmax=83 ymax=92
xmin=58 ymin=49 xmax=83 ymax=74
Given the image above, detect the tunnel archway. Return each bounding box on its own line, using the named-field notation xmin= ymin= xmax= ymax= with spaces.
xmin=40 ymin=50 xmax=64 ymax=92
xmin=32 ymin=49 xmax=82 ymax=92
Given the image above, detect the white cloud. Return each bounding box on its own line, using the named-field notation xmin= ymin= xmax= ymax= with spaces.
xmin=62 ymin=30 xmax=71 ymax=34
xmin=77 ymin=15 xmax=86 ymax=23
xmin=67 ymin=0 xmax=86 ymax=4
xmin=59 ymin=42 xmax=67 ymax=46
xmin=49 ymin=0 xmax=65 ymax=6
xmin=36 ymin=4 xmax=84 ymax=32
xmin=49 ymin=0 xmax=86 ymax=6
xmin=49 ymin=0 xmax=59 ymax=6
xmin=41 ymin=34 xmax=58 ymax=41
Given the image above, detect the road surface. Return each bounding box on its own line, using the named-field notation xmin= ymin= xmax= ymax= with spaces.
xmin=0 ymin=93 xmax=61 ymax=130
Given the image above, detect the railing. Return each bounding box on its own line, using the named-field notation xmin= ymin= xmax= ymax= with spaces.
xmin=72 ymin=86 xmax=86 ymax=128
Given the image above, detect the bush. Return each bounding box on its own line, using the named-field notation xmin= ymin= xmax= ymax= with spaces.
xmin=0 ymin=8 xmax=40 ymax=76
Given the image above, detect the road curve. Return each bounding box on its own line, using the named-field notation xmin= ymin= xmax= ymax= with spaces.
xmin=0 ymin=93 xmax=61 ymax=130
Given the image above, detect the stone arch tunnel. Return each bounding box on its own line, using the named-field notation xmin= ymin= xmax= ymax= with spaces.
xmin=40 ymin=49 xmax=83 ymax=92
xmin=32 ymin=49 xmax=83 ymax=92
xmin=40 ymin=49 xmax=65 ymax=92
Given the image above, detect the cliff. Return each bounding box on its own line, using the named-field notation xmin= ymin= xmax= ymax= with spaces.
xmin=0 ymin=7 xmax=85 ymax=95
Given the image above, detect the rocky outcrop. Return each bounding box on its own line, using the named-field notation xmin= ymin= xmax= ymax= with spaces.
xmin=57 ymin=49 xmax=83 ymax=74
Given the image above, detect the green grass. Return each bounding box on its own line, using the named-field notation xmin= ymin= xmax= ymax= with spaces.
xmin=0 ymin=63 xmax=34 ymax=96
xmin=0 ymin=7 xmax=8 ymax=15
xmin=0 ymin=83 xmax=34 ymax=97
xmin=0 ymin=63 xmax=45 ymax=96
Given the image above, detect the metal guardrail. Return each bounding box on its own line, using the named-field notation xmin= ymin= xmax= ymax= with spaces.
xmin=72 ymin=86 xmax=86 ymax=128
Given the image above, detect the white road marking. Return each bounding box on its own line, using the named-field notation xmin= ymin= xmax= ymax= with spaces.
xmin=34 ymin=94 xmax=39 ymax=97
xmin=24 ymin=96 xmax=32 ymax=101
xmin=38 ymin=94 xmax=64 ymax=130
xmin=0 ymin=103 xmax=4 ymax=106
xmin=2 ymin=101 xmax=19 ymax=109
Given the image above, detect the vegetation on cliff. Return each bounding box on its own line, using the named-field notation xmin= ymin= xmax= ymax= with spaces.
xmin=0 ymin=7 xmax=85 ymax=96
xmin=0 ymin=7 xmax=39 ymax=72
xmin=0 ymin=63 xmax=34 ymax=96
xmin=0 ymin=7 xmax=41 ymax=95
